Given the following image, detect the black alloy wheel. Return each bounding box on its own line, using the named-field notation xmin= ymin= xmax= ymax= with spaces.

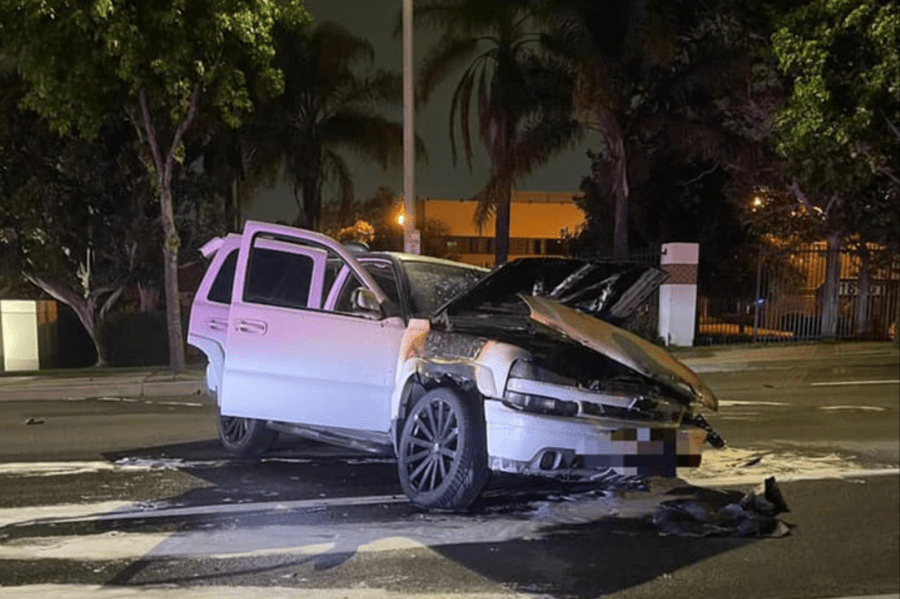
xmin=217 ymin=412 xmax=277 ymax=456
xmin=398 ymin=387 xmax=489 ymax=510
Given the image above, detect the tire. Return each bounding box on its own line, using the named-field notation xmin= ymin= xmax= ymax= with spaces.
xmin=217 ymin=412 xmax=277 ymax=456
xmin=397 ymin=387 xmax=489 ymax=510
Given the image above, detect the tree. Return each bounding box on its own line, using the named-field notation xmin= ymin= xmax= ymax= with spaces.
xmin=249 ymin=21 xmax=421 ymax=231
xmin=416 ymin=0 xmax=580 ymax=265
xmin=773 ymin=0 xmax=899 ymax=197
xmin=0 ymin=0 xmax=310 ymax=371
xmin=341 ymin=186 xmax=403 ymax=251
xmin=346 ymin=186 xmax=459 ymax=260
xmin=540 ymin=0 xmax=648 ymax=261
xmin=547 ymin=0 xmax=774 ymax=260
xmin=0 ymin=80 xmax=155 ymax=361
xmin=770 ymin=0 xmax=900 ymax=338
xmin=842 ymin=183 xmax=900 ymax=338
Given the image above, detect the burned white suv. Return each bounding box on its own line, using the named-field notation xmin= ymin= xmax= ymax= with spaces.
xmin=188 ymin=221 xmax=722 ymax=510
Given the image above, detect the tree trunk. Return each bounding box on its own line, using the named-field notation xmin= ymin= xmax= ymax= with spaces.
xmin=895 ymin=287 xmax=900 ymax=348
xmin=820 ymin=231 xmax=842 ymax=340
xmin=22 ymin=274 xmax=120 ymax=366
xmin=494 ymin=178 xmax=511 ymax=265
xmin=159 ymin=187 xmax=185 ymax=372
xmin=224 ymin=180 xmax=237 ymax=233
xmin=302 ymin=173 xmax=321 ymax=231
xmin=596 ymin=108 xmax=629 ymax=261
xmin=138 ymin=283 xmax=159 ymax=312
xmin=493 ymin=106 xmax=513 ymax=266
xmin=138 ymin=87 xmax=196 ymax=373
xmin=854 ymin=249 xmax=871 ymax=338
xmin=233 ymin=178 xmax=242 ymax=232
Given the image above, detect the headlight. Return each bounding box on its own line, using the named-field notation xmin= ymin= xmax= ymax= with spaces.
xmin=504 ymin=390 xmax=579 ymax=417
xmin=505 ymin=360 xmax=579 ymax=417
xmin=508 ymin=359 xmax=575 ymax=386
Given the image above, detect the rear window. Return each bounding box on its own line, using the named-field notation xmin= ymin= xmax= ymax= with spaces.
xmin=207 ymin=250 xmax=238 ymax=304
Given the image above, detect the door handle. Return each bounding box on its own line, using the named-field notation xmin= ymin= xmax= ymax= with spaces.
xmin=207 ymin=318 xmax=228 ymax=331
xmin=235 ymin=319 xmax=267 ymax=334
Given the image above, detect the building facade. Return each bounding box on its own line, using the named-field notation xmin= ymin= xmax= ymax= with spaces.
xmin=420 ymin=191 xmax=584 ymax=267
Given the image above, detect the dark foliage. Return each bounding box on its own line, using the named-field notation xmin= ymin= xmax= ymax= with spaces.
xmin=571 ymin=150 xmax=757 ymax=296
xmin=97 ymin=311 xmax=169 ymax=367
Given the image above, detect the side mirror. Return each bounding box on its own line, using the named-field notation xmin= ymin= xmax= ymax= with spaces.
xmin=351 ymin=287 xmax=383 ymax=318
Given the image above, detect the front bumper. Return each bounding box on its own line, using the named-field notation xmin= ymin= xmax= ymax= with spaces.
xmin=484 ymin=400 xmax=707 ymax=478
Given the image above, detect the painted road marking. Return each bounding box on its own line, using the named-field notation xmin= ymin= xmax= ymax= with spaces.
xmin=0 ymin=586 xmax=894 ymax=599
xmin=818 ymin=405 xmax=887 ymax=412
xmin=0 ymin=583 xmax=540 ymax=598
xmin=717 ymin=400 xmax=789 ymax=406
xmin=0 ymin=501 xmax=132 ymax=528
xmin=811 ymin=379 xmax=900 ymax=386
xmin=10 ymin=494 xmax=410 ymax=528
xmin=0 ymin=531 xmax=172 ymax=560
xmin=683 ymin=467 xmax=899 ymax=488
xmin=0 ymin=458 xmax=231 ymax=477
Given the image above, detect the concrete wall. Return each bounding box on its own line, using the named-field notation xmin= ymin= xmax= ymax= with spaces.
xmin=0 ymin=300 xmax=96 ymax=371
xmin=421 ymin=191 xmax=584 ymax=266
xmin=0 ymin=300 xmax=40 ymax=371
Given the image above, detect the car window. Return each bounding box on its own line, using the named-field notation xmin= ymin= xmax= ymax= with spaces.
xmin=244 ymin=248 xmax=315 ymax=309
xmin=334 ymin=271 xmax=365 ymax=314
xmin=322 ymin=259 xmax=343 ymax=303
xmin=207 ymin=249 xmax=238 ymax=304
xmin=360 ymin=261 xmax=401 ymax=306
xmin=404 ymin=261 xmax=485 ymax=317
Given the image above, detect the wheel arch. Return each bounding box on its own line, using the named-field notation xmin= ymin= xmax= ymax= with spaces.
xmin=391 ymin=359 xmax=493 ymax=454
xmin=187 ymin=334 xmax=225 ymax=403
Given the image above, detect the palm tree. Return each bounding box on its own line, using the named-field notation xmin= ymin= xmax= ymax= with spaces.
xmin=538 ymin=0 xmax=636 ymax=260
xmin=545 ymin=0 xmax=761 ymax=260
xmin=416 ymin=0 xmax=580 ymax=265
xmin=253 ymin=21 xmax=423 ymax=231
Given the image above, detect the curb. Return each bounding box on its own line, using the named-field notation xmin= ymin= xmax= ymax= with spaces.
xmin=679 ymin=350 xmax=899 ymax=374
xmin=0 ymin=377 xmax=205 ymax=402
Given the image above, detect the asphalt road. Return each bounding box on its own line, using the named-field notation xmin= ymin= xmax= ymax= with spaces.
xmin=0 ymin=354 xmax=897 ymax=599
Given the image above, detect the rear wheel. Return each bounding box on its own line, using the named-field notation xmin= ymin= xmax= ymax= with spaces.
xmin=397 ymin=387 xmax=489 ymax=510
xmin=217 ymin=412 xmax=277 ymax=456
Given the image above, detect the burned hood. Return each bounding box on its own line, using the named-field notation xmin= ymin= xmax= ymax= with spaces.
xmin=434 ymin=257 xmax=668 ymax=324
xmin=522 ymin=295 xmax=718 ymax=411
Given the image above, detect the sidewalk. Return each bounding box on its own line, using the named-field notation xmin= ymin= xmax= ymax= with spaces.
xmin=0 ymin=342 xmax=896 ymax=401
xmin=0 ymin=366 xmax=206 ymax=401
xmin=672 ymin=340 xmax=899 ymax=373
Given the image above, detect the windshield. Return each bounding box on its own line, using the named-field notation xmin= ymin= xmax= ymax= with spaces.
xmin=403 ymin=261 xmax=486 ymax=317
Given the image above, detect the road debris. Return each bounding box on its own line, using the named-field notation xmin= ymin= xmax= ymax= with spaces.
xmin=653 ymin=476 xmax=793 ymax=537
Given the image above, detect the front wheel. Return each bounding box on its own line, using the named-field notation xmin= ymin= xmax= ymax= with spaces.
xmin=217 ymin=412 xmax=277 ymax=456
xmin=397 ymin=387 xmax=489 ymax=510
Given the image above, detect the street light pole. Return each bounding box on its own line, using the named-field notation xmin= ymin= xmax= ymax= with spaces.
xmin=402 ymin=0 xmax=419 ymax=254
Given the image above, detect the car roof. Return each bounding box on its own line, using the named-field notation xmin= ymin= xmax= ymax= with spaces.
xmin=355 ymin=251 xmax=490 ymax=273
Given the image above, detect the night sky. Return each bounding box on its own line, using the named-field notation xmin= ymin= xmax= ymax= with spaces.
xmin=246 ymin=0 xmax=597 ymax=224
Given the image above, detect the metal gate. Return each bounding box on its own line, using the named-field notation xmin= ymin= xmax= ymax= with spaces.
xmin=697 ymin=243 xmax=899 ymax=345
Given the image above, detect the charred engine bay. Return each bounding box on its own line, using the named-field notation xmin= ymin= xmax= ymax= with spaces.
xmin=432 ymin=311 xmax=694 ymax=418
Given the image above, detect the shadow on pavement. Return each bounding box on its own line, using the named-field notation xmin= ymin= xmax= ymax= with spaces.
xmin=95 ymin=440 xmax=762 ymax=598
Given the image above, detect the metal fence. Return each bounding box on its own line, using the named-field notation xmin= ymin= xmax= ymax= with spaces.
xmin=697 ymin=244 xmax=899 ymax=345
